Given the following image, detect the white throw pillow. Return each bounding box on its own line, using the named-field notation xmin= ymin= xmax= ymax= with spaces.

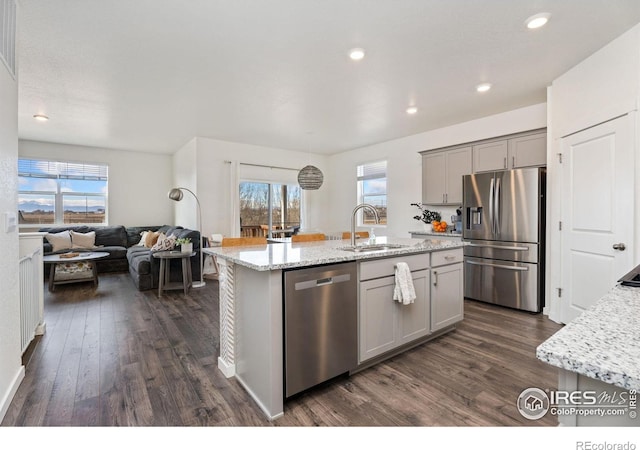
xmin=45 ymin=230 xmax=72 ymax=252
xmin=137 ymin=231 xmax=150 ymax=246
xmin=151 ymin=234 xmax=177 ymax=252
xmin=70 ymin=230 xmax=96 ymax=249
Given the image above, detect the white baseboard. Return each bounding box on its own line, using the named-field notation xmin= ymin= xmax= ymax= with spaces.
xmin=217 ymin=356 xmax=235 ymax=378
xmin=235 ymin=373 xmax=284 ymax=421
xmin=0 ymin=366 xmax=25 ymax=424
xmin=35 ymin=321 xmax=46 ymax=336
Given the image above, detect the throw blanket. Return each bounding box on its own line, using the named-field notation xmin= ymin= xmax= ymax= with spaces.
xmin=393 ymin=262 xmax=416 ymax=305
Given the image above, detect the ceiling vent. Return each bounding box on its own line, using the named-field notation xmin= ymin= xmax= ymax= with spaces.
xmin=0 ymin=0 xmax=16 ymax=78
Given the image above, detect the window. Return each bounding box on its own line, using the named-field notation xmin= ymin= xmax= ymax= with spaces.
xmin=18 ymin=158 xmax=108 ymax=225
xmin=239 ymin=182 xmax=301 ymax=238
xmin=357 ymin=160 xmax=387 ymax=225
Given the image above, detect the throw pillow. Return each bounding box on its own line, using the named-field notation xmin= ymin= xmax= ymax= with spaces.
xmin=45 ymin=230 xmax=72 ymax=252
xmin=70 ymin=230 xmax=96 ymax=249
xmin=151 ymin=234 xmax=177 ymax=252
xmin=137 ymin=231 xmax=150 ymax=246
xmin=145 ymin=231 xmax=161 ymax=248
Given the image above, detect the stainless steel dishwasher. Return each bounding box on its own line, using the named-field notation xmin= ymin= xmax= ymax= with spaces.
xmin=283 ymin=262 xmax=357 ymax=398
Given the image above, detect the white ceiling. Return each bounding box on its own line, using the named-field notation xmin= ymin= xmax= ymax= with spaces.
xmin=16 ymin=0 xmax=640 ymax=155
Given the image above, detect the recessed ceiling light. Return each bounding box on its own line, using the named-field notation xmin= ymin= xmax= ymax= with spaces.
xmin=476 ymin=83 xmax=492 ymax=93
xmin=406 ymin=106 xmax=418 ymax=115
xmin=349 ymin=48 xmax=365 ymax=61
xmin=33 ymin=114 xmax=49 ymax=121
xmin=525 ymin=12 xmax=550 ymax=29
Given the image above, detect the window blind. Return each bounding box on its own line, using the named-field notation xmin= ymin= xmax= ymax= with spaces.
xmin=239 ymin=163 xmax=299 ymax=185
xmin=18 ymin=159 xmax=108 ymax=181
xmin=357 ymin=160 xmax=387 ymax=181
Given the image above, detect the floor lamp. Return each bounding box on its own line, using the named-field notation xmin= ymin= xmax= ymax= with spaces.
xmin=168 ymin=187 xmax=206 ymax=288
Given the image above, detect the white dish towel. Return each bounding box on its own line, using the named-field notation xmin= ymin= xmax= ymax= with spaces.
xmin=393 ymin=262 xmax=416 ymax=305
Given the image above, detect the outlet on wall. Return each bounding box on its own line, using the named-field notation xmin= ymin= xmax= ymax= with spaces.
xmin=4 ymin=212 xmax=16 ymax=233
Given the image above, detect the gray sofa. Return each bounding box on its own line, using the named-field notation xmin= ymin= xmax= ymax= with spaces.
xmin=40 ymin=224 xmax=202 ymax=291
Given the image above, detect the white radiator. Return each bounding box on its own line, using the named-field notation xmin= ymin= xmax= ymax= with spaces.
xmin=19 ymin=248 xmax=41 ymax=353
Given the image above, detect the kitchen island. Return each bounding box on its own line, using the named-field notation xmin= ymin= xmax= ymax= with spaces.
xmin=203 ymin=236 xmax=464 ymax=419
xmin=536 ymin=284 xmax=639 ymax=426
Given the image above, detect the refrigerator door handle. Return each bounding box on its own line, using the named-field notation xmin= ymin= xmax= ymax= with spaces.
xmin=465 ymin=260 xmax=529 ymax=271
xmin=467 ymin=243 xmax=529 ymax=251
xmin=489 ymin=177 xmax=495 ymax=236
xmin=494 ymin=176 xmax=501 ymax=236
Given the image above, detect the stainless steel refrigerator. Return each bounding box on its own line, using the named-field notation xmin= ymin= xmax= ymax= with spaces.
xmin=462 ymin=167 xmax=546 ymax=312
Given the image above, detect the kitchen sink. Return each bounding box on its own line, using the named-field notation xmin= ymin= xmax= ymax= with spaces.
xmin=338 ymin=243 xmax=409 ymax=253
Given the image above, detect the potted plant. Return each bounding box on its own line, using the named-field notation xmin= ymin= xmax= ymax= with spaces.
xmin=175 ymin=237 xmax=193 ymax=253
xmin=411 ymin=203 xmax=441 ymax=232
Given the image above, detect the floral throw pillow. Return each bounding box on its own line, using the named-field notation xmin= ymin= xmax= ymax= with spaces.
xmin=151 ymin=234 xmax=177 ymax=252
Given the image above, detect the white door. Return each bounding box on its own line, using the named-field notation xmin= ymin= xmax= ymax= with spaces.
xmin=560 ymin=114 xmax=634 ymax=323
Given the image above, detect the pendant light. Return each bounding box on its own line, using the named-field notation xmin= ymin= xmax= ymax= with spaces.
xmin=298 ymin=165 xmax=324 ymax=190
xmin=298 ymin=132 xmax=324 ymax=190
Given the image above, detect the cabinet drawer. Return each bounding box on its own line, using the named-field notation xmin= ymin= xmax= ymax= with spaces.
xmin=359 ymin=253 xmax=429 ymax=281
xmin=431 ymin=248 xmax=463 ymax=267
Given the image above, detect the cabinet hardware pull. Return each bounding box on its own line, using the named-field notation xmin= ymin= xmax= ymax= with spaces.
xmin=512 ymin=156 xmax=515 ymax=168
xmin=433 ymin=271 xmax=438 ymax=286
xmin=503 ymin=157 xmax=507 ymax=169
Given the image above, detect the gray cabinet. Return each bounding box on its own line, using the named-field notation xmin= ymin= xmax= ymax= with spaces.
xmin=430 ymin=248 xmax=464 ymax=332
xmin=509 ymin=132 xmax=547 ymax=169
xmin=473 ymin=140 xmax=509 ymax=172
xmin=473 ymin=131 xmax=547 ymax=173
xmin=422 ymin=146 xmax=471 ymax=205
xmin=358 ymin=254 xmax=430 ymax=363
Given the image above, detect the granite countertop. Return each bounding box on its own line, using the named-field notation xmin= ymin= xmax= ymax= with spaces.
xmin=203 ymin=236 xmax=463 ymax=271
xmin=409 ymin=230 xmax=462 ymax=237
xmin=536 ymin=284 xmax=640 ymax=390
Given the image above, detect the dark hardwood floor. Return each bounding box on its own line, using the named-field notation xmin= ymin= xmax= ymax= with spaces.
xmin=2 ymin=272 xmax=563 ymax=427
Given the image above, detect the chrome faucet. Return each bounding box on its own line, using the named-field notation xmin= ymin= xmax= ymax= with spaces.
xmin=351 ymin=203 xmax=380 ymax=246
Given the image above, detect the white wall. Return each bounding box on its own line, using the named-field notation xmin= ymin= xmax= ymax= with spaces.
xmin=0 ymin=41 xmax=23 ymax=422
xmin=19 ymin=140 xmax=174 ymax=227
xmin=326 ymin=103 xmax=547 ymax=238
xmin=551 ymin=24 xmax=640 ymax=140
xmin=172 ymin=138 xmax=198 ymax=230
xmin=546 ymin=23 xmax=640 ymax=323
xmin=173 ymin=137 xmax=330 ymax=239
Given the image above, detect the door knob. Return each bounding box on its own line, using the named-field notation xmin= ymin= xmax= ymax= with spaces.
xmin=613 ymin=243 xmax=626 ymax=251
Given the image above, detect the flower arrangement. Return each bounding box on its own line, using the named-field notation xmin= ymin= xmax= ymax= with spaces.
xmin=411 ymin=203 xmax=441 ymax=224
xmin=175 ymin=237 xmax=192 ymax=245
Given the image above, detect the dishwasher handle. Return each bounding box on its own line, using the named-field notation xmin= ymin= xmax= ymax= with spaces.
xmin=295 ymin=273 xmax=352 ymax=290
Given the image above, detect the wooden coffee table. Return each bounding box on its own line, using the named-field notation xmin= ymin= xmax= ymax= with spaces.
xmin=43 ymin=251 xmax=109 ymax=292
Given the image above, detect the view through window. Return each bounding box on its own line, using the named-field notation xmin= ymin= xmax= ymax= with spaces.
xmin=18 ymin=159 xmax=108 ymax=225
xmin=239 ymin=182 xmax=301 ymax=238
xmin=357 ymin=160 xmax=387 ymax=225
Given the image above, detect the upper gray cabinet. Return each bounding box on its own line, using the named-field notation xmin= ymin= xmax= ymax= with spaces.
xmin=422 ymin=146 xmax=472 ymax=205
xmin=473 ymin=131 xmax=547 ymax=173
xmin=421 ymin=129 xmax=546 ymax=206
